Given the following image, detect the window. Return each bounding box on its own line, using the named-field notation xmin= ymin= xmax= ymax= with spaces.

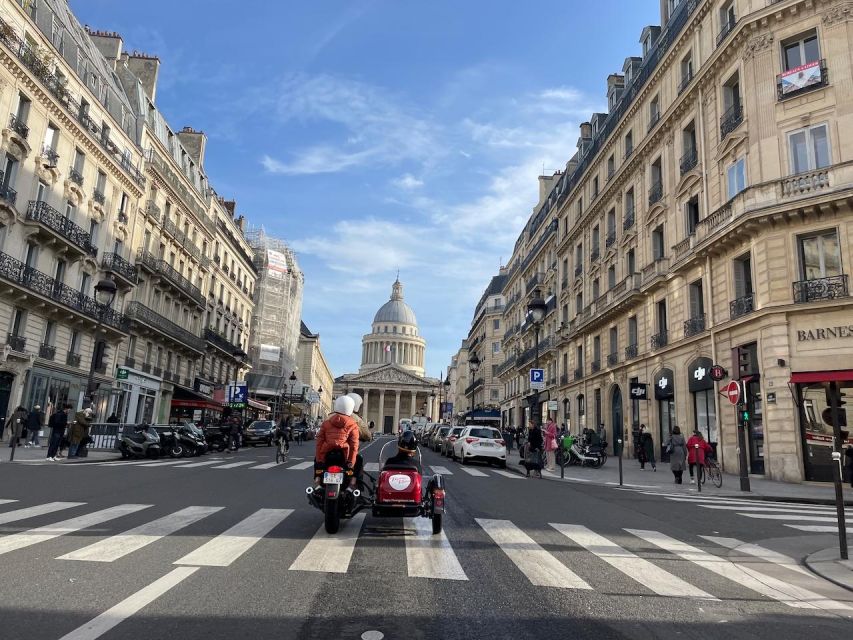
xmin=73 ymin=148 xmax=85 ymax=173
xmin=689 ymin=279 xmax=705 ymax=318
xmin=80 ymin=273 xmax=90 ymax=296
xmin=609 ymin=327 xmax=618 ymax=357
xmin=592 ymin=278 xmax=600 ymax=301
xmin=89 ymin=220 xmax=98 ymax=245
xmin=722 ymin=72 xmax=741 ymax=113
xmin=15 ymin=93 xmax=31 ymax=124
xmin=575 ymin=243 xmax=583 ymax=271
xmin=788 ymin=124 xmax=830 ymax=174
xmin=591 ymin=226 xmax=600 ymax=256
xmin=685 ymin=196 xmax=700 ymax=235
xmin=726 ymin=157 xmax=747 ymax=199
xmin=576 ymin=345 xmax=584 ymax=371
xmin=492 ymin=341 xmax=500 ymax=354
xmin=44 ymin=320 xmax=55 ymax=346
xmin=734 ymin=253 xmax=754 ymax=298
xmin=625 ymin=130 xmax=633 ymax=156
xmin=43 ymin=123 xmax=59 ymax=152
xmin=593 ymin=336 xmax=601 ymax=363
xmin=36 ymin=180 xmax=48 ymax=203
xmin=592 ymin=176 xmax=599 ymax=198
xmin=51 ymin=15 xmax=64 ymax=53
xmin=607 ymin=155 xmax=615 ymax=178
xmin=650 ymin=157 xmax=662 ymax=189
xmin=575 ymin=292 xmax=583 ymax=314
xmin=10 ymin=307 xmax=26 ymax=338
xmin=628 ymin=316 xmax=638 ymax=346
xmin=625 ymin=187 xmax=635 ymax=220
xmin=577 ymin=197 xmax=583 ymax=218
xmin=627 ymin=248 xmax=636 ymax=275
xmin=798 ymin=230 xmax=841 ymax=280
xmin=782 ymin=31 xmax=819 ymax=71
xmin=652 ymin=225 xmax=665 ymax=260
xmin=54 ymin=259 xmax=66 ymax=284
xmin=2 ymin=154 xmax=18 ymax=190
xmin=70 ymin=330 xmax=80 ymax=355
xmin=656 ymin=300 xmax=668 ymax=333
xmin=493 ymin=319 xmax=500 ymax=330
xmin=649 ymin=95 xmax=660 ymax=125
xmin=680 ymin=51 xmax=693 ymax=88
xmin=607 ymin=265 xmax=616 ymax=290
xmin=720 ymin=1 xmax=735 ymax=32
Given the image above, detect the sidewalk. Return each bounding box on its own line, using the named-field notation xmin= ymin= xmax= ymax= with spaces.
xmin=805 ymin=548 xmax=853 ymax=591
xmin=1 ymin=444 xmax=119 ymax=464
xmin=502 ymin=446 xmax=853 ymax=505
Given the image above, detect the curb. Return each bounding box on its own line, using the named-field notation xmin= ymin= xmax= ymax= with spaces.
xmin=805 ymin=547 xmax=853 ymax=592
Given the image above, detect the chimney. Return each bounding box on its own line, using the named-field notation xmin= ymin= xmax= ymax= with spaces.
xmin=236 ymin=215 xmax=246 ymax=231
xmin=579 ymin=122 xmax=592 ymax=140
xmin=537 ymin=173 xmax=560 ymax=205
xmin=219 ymin=198 xmax=237 ymax=218
xmin=85 ymin=28 xmax=123 ymax=68
xmin=124 ymin=52 xmax=160 ymax=103
xmin=177 ymin=127 xmax=207 ymax=166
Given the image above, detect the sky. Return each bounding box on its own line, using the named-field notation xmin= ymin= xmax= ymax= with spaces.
xmin=71 ymin=0 xmax=657 ymax=380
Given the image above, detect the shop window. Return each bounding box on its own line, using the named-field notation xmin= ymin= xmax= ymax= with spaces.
xmin=788 ymin=124 xmax=830 ymax=174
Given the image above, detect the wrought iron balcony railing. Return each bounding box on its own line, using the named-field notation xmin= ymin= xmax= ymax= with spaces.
xmin=648 ymin=181 xmax=663 ymax=206
xmin=605 ymin=230 xmax=616 ymax=248
xmin=574 ymin=265 xmax=583 ymax=278
xmin=125 ymin=301 xmax=205 ymax=352
xmin=68 ymin=167 xmax=84 ymax=186
xmin=683 ymin=314 xmax=706 ymax=338
xmin=678 ymin=70 xmax=693 ymax=95
xmin=102 ymin=252 xmax=138 ymax=285
xmin=625 ymin=343 xmax=638 ymax=360
xmin=136 ymin=250 xmax=204 ymax=306
xmin=729 ymin=294 xmax=754 ymax=320
xmin=41 ymin=145 xmax=59 ymax=167
xmin=0 ymin=171 xmax=17 ymax=206
xmin=205 ymin=327 xmax=245 ymax=357
xmin=679 ymin=147 xmax=698 ymax=175
xmin=647 ymin=111 xmax=660 ymax=132
xmin=720 ymin=102 xmax=743 ymax=140
xmin=777 ymin=59 xmax=828 ymax=100
xmin=792 ymin=275 xmax=849 ymax=304
xmin=26 ymin=200 xmax=97 ymax=257
xmin=8 ymin=113 xmax=28 ymax=139
xmin=93 ymin=189 xmax=106 ymax=205
xmin=574 ymin=367 xmax=583 ymax=381
xmin=591 ymin=360 xmax=601 ymax=373
xmin=606 ymin=352 xmax=618 ymax=367
xmin=66 ymin=351 xmax=81 ymax=367
xmin=6 ymin=333 xmax=26 ymax=352
xmin=716 ymin=18 xmax=736 ymax=48
xmin=651 ymin=330 xmax=668 ymax=351
xmin=623 ymin=207 xmax=635 ymax=230
xmin=39 ymin=343 xmax=55 ymax=360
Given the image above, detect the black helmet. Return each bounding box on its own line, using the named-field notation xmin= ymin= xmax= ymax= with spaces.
xmin=398 ymin=431 xmax=417 ymax=453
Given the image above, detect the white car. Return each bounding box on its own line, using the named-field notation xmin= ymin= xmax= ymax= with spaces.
xmin=451 ymin=426 xmax=507 ymax=468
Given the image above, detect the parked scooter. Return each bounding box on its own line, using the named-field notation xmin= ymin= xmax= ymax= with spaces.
xmin=568 ymin=441 xmax=607 ymax=468
xmin=119 ymin=424 xmax=162 ymax=459
xmin=204 ymin=426 xmax=229 ymax=452
xmin=175 ymin=423 xmax=205 ymax=457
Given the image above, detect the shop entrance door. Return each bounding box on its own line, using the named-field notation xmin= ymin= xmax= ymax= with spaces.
xmin=383 ymin=415 xmax=393 ymax=434
xmin=0 ymin=372 xmax=13 ymax=427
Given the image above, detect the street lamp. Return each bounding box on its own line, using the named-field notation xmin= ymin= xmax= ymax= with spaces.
xmin=527 ymin=288 xmax=547 ymax=427
xmin=287 ymin=370 xmax=298 ymax=418
xmin=85 ymin=277 xmax=117 ymax=410
xmin=443 ymin=375 xmax=450 ymax=422
xmin=468 ymin=352 xmax=480 ymax=425
xmin=429 ymin=391 xmax=435 ymax=420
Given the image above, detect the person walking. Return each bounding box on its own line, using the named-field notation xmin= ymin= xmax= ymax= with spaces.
xmin=6 ymin=406 xmax=27 ymax=447
xmin=524 ymin=420 xmax=544 ymax=478
xmin=46 ymin=404 xmax=71 ymax=461
xmin=686 ymin=430 xmax=714 ymax=484
xmin=544 ymin=417 xmax=558 ymax=472
xmin=68 ymin=408 xmax=92 ymax=458
xmin=666 ymin=426 xmax=688 ymax=484
xmin=25 ymin=405 xmax=45 ymax=448
xmin=638 ymin=425 xmax=656 ymax=471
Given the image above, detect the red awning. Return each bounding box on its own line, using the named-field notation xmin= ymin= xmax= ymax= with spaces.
xmin=790 ymin=370 xmax=853 ymax=384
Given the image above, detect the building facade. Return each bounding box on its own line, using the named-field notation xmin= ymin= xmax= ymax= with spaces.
xmin=495 ymin=0 xmax=853 ymax=483
xmin=465 ymin=270 xmax=507 ymax=423
xmin=298 ymin=321 xmax=333 ymax=420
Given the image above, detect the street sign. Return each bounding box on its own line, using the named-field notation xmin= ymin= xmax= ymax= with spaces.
xmin=547 ymin=400 xmax=558 ymax=411
xmin=530 ymin=368 xmax=545 ymax=390
xmin=709 ymin=364 xmax=728 ymax=381
xmin=725 ymin=380 xmax=741 ymax=405
xmin=116 ymin=368 xmax=129 ymax=380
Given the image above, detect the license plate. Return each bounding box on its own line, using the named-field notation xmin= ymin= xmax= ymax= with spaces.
xmin=479 ymin=443 xmax=493 ymax=447
xmin=323 ymin=472 xmax=343 ymax=485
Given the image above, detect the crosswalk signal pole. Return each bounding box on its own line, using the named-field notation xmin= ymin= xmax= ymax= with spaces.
xmin=695 ymin=443 xmax=701 ymax=494
xmin=617 ymin=438 xmax=623 ymax=486
xmin=827 ymin=382 xmax=848 ymax=561
xmin=736 ymin=392 xmax=751 ymax=493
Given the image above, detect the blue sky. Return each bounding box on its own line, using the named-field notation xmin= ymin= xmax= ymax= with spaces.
xmin=72 ymin=0 xmax=657 ymax=380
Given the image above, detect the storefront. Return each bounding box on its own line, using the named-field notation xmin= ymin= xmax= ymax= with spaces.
xmin=654 ymin=368 xmax=674 ymax=463
xmin=112 ymin=366 xmax=161 ymax=425
xmin=169 ymin=377 xmax=220 ymax=426
xmin=688 ymin=357 xmax=718 ymax=456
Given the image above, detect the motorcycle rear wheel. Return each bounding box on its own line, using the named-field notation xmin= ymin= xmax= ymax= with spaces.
xmin=432 ymin=514 xmax=443 ymax=535
xmin=324 ymin=497 xmax=341 ymax=534
xmin=170 ymin=445 xmax=183 ymax=458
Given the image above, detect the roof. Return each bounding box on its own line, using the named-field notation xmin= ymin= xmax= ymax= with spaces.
xmin=300 ymin=321 xmax=316 ymax=338
xmin=373 ymin=279 xmax=418 ymax=326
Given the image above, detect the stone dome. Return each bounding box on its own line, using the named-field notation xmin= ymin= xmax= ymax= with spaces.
xmin=373 ymin=279 xmax=417 ymax=326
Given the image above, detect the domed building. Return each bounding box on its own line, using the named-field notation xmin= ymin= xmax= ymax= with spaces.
xmin=335 ymin=278 xmax=440 ymax=434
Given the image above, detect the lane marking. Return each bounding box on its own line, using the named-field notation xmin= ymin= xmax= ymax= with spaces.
xmin=0 ymin=504 xmax=152 ymax=556
xmin=58 ymin=566 xmax=199 ymax=640
xmin=475 ymin=518 xmax=591 ymax=589
xmin=700 ymin=536 xmax=815 ymax=578
xmin=786 ymin=524 xmax=842 ymax=533
xmin=249 ymin=462 xmax=278 ymax=470
xmin=492 ymin=470 xmax=522 ymax=479
xmin=0 ymin=499 xmax=18 ymax=506
xmin=459 ymin=467 xmax=488 ymax=477
xmin=429 ymin=466 xmax=453 ymax=475
xmin=59 ymin=506 xmax=224 ymax=562
xmin=626 ymin=528 xmax=851 ymax=611
xmin=212 ymin=461 xmax=256 ymax=470
xmin=404 ymin=517 xmax=468 ymax=581
xmin=287 ymin=461 xmax=315 ymax=470
xmin=551 ymin=524 xmax=715 ymax=599
xmin=135 ymin=460 xmax=191 ymax=467
xmin=0 ymin=501 xmax=84 ymax=525
xmin=739 ymin=513 xmax=853 ymax=524
xmin=655 ymin=495 xmax=838 ymax=510
xmin=699 ymin=505 xmax=836 ymax=515
xmin=175 ymin=460 xmax=221 ymax=469
xmin=289 ymin=514 xmax=366 ymax=573
xmin=363 ymin=462 xmax=380 ymax=472
xmin=174 ymin=508 xmax=292 ymax=567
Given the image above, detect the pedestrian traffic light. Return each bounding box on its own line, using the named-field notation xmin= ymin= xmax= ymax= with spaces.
xmin=742 ymin=409 xmax=750 ymax=423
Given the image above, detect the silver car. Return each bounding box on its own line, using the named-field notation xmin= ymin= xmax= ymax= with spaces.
xmin=431 ymin=426 xmax=451 ymax=451
xmin=440 ymin=427 xmax=465 ymax=456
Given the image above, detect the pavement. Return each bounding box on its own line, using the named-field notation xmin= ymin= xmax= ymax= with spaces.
xmin=2 ymin=444 xmax=119 ymax=464
xmin=0 ymin=434 xmax=851 ymax=640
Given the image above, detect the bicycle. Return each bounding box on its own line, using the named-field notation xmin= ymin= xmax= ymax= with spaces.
xmin=275 ymin=438 xmax=290 ymax=464
xmin=701 ymin=458 xmax=722 ymax=488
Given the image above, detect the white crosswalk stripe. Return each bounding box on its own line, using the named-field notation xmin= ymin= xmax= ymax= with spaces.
xmin=0 ymin=499 xmax=18 ymax=506
xmin=174 ymin=508 xmax=293 ymax=567
xmin=0 ymin=501 xmax=84 ymax=525
xmin=476 ymin=518 xmax=591 ymax=589
xmin=459 ymin=467 xmax=487 ymax=477
xmin=176 ymin=460 xmax=221 ymax=469
xmin=289 ymin=514 xmax=366 ymax=573
xmin=58 ymin=506 xmax=224 ymax=562
xmin=429 ymin=465 xmax=453 ymax=475
xmin=136 ymin=460 xmax=191 ymax=467
xmin=700 ymin=536 xmax=814 ymax=578
xmin=786 ymin=524 xmax=842 ymax=532
xmin=740 ymin=513 xmax=853 ymax=524
xmin=697 ymin=505 xmax=836 ymax=515
xmin=212 ymin=461 xmax=256 ymax=469
xmin=405 ymin=517 xmax=467 ymax=581
xmin=492 ymin=470 xmax=522 ymax=479
xmin=249 ymin=462 xmax=279 ymax=470
xmin=552 ymin=524 xmax=715 ymax=599
xmin=287 ymin=461 xmax=314 ymax=470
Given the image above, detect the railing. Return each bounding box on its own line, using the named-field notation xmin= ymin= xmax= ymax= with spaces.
xmin=66 ymin=351 xmax=81 ymax=367
xmin=68 ymin=167 xmax=84 ymax=186
xmin=6 ymin=333 xmax=26 ymax=352
xmin=729 ymin=294 xmax=754 ymax=320
xmin=683 ymin=314 xmax=706 ymax=338
xmin=560 ymin=373 xmax=568 ymax=385
xmin=26 ymin=201 xmax=97 ymax=256
xmin=92 ymin=189 xmax=106 ymax=205
xmin=0 ymin=251 xmax=127 ymax=331
xmin=574 ymin=367 xmax=583 ymax=381
xmin=720 ymin=103 xmax=743 ymax=140
xmin=678 ymin=70 xmax=693 ymax=95
xmin=560 ymin=277 xmax=568 ymax=289
xmin=623 ymin=207 xmax=635 ymax=230
xmin=642 ymin=256 xmax=670 ymax=284
xmin=625 ymin=343 xmax=638 ymax=360
xmin=591 ymin=360 xmax=601 ymax=373
xmin=679 ymin=148 xmax=698 ymax=175
xmin=792 ymin=275 xmax=849 ymax=304
xmin=624 ymin=145 xmax=633 ymax=160
xmin=673 ymin=234 xmax=694 ymax=259
xmin=716 ymin=18 xmax=736 ymax=48
xmin=574 ymin=265 xmax=583 ymax=278
xmin=125 ymin=301 xmax=205 ymax=351
xmin=607 ymin=353 xmax=618 ymax=367
xmin=0 ymin=171 xmax=17 ymax=206
xmin=781 ymin=169 xmax=830 ymax=197
xmin=526 ymin=272 xmax=543 ymax=291
xmin=136 ymin=250 xmax=204 ymax=306
xmin=39 ymin=343 xmax=55 ymax=360
xmin=8 ymin=113 xmax=28 ymax=138
xmin=102 ymin=252 xmax=138 ymax=284
xmin=144 ymin=148 xmax=214 ymax=230
xmin=777 ymin=59 xmax=828 ymax=100
xmin=41 ymin=145 xmax=59 ymax=166
xmin=605 ymin=230 xmax=616 ymax=248
xmin=465 ymin=377 xmax=485 ymax=396
xmin=651 ymin=330 xmax=668 ymax=351
xmin=590 ymin=247 xmax=600 ymax=262
xmin=153 ymin=366 xmax=163 ymax=378
xmin=648 ymin=181 xmax=663 ymax=205
xmin=145 ymin=201 xmax=161 ymax=223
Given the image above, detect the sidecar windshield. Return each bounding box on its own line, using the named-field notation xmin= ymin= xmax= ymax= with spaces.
xmin=379 ymin=440 xmax=422 ymax=470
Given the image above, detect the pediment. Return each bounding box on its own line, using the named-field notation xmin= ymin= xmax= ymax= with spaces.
xmin=676 ymin=170 xmax=702 ymax=200
xmin=348 ymin=364 xmax=431 ymax=386
xmin=717 ymin=131 xmax=748 ymax=163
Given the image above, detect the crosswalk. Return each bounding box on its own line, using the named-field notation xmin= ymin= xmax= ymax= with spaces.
xmin=0 ymin=497 xmax=849 ymax=612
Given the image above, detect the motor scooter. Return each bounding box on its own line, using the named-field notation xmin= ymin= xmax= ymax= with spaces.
xmin=118 ymin=424 xmax=162 ymax=459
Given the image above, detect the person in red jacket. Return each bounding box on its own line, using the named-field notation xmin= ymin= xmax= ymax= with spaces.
xmin=687 ymin=430 xmax=714 ymax=484
xmin=314 ymin=395 xmax=360 ymax=486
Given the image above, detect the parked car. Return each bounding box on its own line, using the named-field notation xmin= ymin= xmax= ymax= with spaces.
xmin=423 ymin=423 xmax=441 ymax=447
xmin=440 ymin=426 xmax=465 ymax=456
xmin=243 ymin=420 xmax=276 ymax=446
xmin=431 ymin=426 xmax=451 ymax=452
xmin=451 ymin=426 xmax=507 ymax=467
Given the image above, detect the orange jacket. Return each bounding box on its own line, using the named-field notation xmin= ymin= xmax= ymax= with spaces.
xmin=315 ymin=413 xmax=360 ymax=467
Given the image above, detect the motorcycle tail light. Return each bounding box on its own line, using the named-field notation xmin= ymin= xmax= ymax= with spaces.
xmin=433 ymin=488 xmax=445 ymax=507
xmin=327 ymin=465 xmax=343 ymax=473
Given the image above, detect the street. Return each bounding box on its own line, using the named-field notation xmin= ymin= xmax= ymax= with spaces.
xmin=0 ymin=436 xmax=850 ymax=640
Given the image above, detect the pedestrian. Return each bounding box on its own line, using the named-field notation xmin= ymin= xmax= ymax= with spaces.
xmin=637 ymin=425 xmax=648 ymax=468
xmin=666 ymin=425 xmax=688 ymax=484
xmin=25 ymin=405 xmax=45 ymax=447
xmin=845 ymin=444 xmax=853 ymax=489
xmin=502 ymin=426 xmax=513 ymax=452
xmin=106 ymin=412 xmax=120 ymax=424
xmin=640 ymin=425 xmax=656 ymax=471
xmin=523 ymin=419 xmax=544 ymax=478
xmin=686 ymin=430 xmax=713 ymax=484
xmin=68 ymin=408 xmax=92 ymax=458
xmin=6 ymin=406 xmax=27 ymax=447
xmin=544 ymin=417 xmax=558 ymax=471
xmin=46 ymin=403 xmax=71 ymax=461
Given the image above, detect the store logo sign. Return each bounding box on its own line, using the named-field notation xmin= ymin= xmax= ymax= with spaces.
xmin=693 ymin=367 xmax=707 ymax=381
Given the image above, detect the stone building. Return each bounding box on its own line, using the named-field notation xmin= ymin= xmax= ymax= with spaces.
xmin=496 ymin=0 xmax=853 ymax=483
xmin=465 ymin=270 xmax=507 ymax=424
xmin=335 ymin=279 xmax=440 ymax=433
xmin=297 ymin=321 xmax=333 ymax=420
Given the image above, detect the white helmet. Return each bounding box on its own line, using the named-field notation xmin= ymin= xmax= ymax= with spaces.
xmin=334 ymin=395 xmax=355 ymax=417
xmin=347 ymin=392 xmax=363 ymax=412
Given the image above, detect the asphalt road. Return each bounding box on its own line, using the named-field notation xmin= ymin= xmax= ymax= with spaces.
xmin=0 ymin=435 xmax=851 ymax=640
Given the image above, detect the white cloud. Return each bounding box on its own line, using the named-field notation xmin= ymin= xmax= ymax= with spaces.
xmin=391 ymin=173 xmax=424 ymax=190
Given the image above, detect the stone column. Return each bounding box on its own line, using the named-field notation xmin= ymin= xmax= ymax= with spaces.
xmin=378 ymin=389 xmax=385 ymax=433
xmin=393 ymin=390 xmax=401 ymax=432
xmin=362 ymin=387 xmax=370 ymax=427
xmin=410 ymin=390 xmax=417 ymax=417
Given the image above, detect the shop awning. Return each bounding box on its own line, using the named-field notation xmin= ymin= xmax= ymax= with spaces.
xmin=247 ymin=398 xmax=271 ymax=412
xmin=790 ymin=370 xmax=853 ymax=384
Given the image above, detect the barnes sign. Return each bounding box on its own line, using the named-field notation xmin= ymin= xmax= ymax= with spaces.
xmin=797 ymin=326 xmax=853 ymax=342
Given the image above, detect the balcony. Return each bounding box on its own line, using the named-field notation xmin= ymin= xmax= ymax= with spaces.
xmin=145 ymin=201 xmax=161 ymax=224
xmin=679 ymin=148 xmax=698 ymax=175
xmin=38 ymin=343 xmax=55 ymax=360
xmin=102 ymin=252 xmax=138 ymax=286
xmin=716 ymin=18 xmax=736 ymax=48
xmin=560 ymin=373 xmax=568 ymax=385
xmin=574 ymin=265 xmax=583 ymax=278
xmin=93 ymin=189 xmax=106 ymax=206
xmin=136 ymin=250 xmax=205 ymax=307
xmin=66 ymin=351 xmax=81 ymax=368
xmin=623 ymin=207 xmax=635 ymax=231
xmin=465 ymin=377 xmax=485 ymax=396
xmin=68 ymin=167 xmax=84 ymax=187
xmin=607 ymin=352 xmax=618 ymax=367
xmin=591 ymin=360 xmax=601 ymax=373
xmin=648 ymin=181 xmax=663 ymax=206
xmin=651 ymin=331 xmax=668 ymax=351
xmin=153 ymin=366 xmax=163 ymax=378
xmin=683 ymin=314 xmax=706 ymax=338
xmin=642 ymin=256 xmax=670 ymax=286
xmin=781 ymin=168 xmax=830 ymax=198
xmin=6 ymin=333 xmax=26 ymax=352
xmin=605 ymin=230 xmax=616 ymax=248
xmin=792 ymin=275 xmax=849 ymax=304
xmin=25 ymin=200 xmax=97 ymax=258
xmin=8 ymin=113 xmax=28 ymax=139
xmin=678 ymin=70 xmax=693 ymax=95
xmin=0 ymin=172 xmax=17 ymax=208
xmin=777 ymin=59 xmax=828 ymax=100
xmin=526 ymin=272 xmax=543 ymax=292
xmin=625 ymin=343 xmax=638 ymax=360
xmin=720 ymin=103 xmax=743 ymax=140
xmin=125 ymin=301 xmax=205 ymax=353
xmin=0 ymin=251 xmax=127 ymax=332
xmin=574 ymin=367 xmax=583 ymax=381
xmin=141 ymin=362 xmax=152 ymax=373
xmin=729 ymin=294 xmax=754 ymax=320
xmin=647 ymin=111 xmax=660 ymax=133
xmin=41 ymin=145 xmax=59 ymax=167
xmin=590 ymin=247 xmax=600 ymax=262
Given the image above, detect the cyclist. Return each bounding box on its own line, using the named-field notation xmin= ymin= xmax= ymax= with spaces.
xmin=686 ymin=430 xmax=713 ymax=484
xmin=275 ymin=419 xmax=291 ymax=455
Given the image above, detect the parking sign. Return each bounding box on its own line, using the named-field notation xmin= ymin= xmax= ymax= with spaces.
xmin=530 ymin=368 xmax=545 ymax=390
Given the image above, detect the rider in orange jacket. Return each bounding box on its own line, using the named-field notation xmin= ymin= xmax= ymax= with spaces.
xmin=314 ymin=396 xmax=360 ymax=485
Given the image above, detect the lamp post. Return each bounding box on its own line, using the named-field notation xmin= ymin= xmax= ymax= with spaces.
xmin=443 ymin=375 xmax=451 ymax=422
xmin=468 ymin=352 xmax=480 ymax=426
xmin=85 ymin=278 xmax=117 ymax=411
xmin=527 ymin=289 xmax=547 ymax=427
xmin=287 ymin=370 xmax=297 ymax=418
xmin=317 ymin=385 xmax=323 ymax=420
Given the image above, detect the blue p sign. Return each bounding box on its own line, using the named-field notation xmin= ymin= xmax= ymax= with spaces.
xmin=530 ymin=369 xmax=544 ymax=383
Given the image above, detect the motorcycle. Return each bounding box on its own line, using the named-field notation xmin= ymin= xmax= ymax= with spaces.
xmin=118 ymin=424 xmax=162 ymax=459
xmin=174 ymin=423 xmax=205 ymax=456
xmin=307 ymin=441 xmax=445 ymax=535
xmin=568 ymin=441 xmax=607 ymax=468
xmin=157 ymin=425 xmax=184 ymax=458
xmin=203 ymin=426 xmax=229 ymax=452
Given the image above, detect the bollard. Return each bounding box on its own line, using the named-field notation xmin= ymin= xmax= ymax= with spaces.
xmin=695 ymin=443 xmax=701 ymax=494
xmin=617 ymin=438 xmax=623 ymax=486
